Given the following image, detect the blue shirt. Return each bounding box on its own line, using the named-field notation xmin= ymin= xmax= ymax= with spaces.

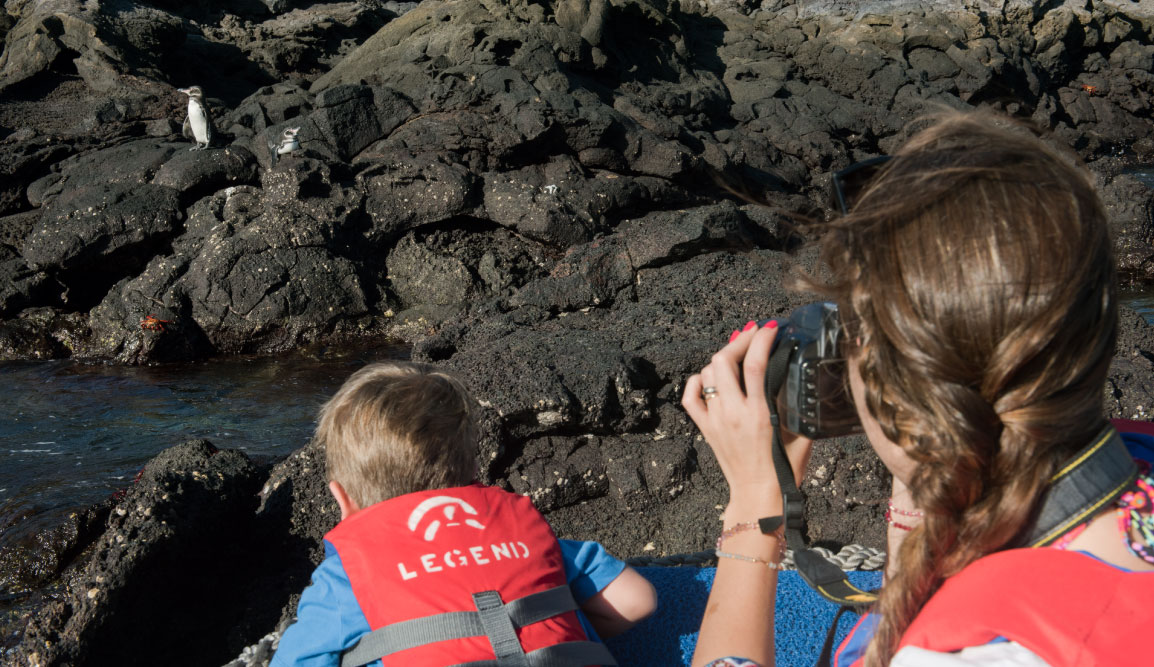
xmin=272 ymin=538 xmax=626 ymax=667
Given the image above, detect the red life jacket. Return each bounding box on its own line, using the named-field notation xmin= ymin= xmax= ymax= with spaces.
xmin=325 ymin=484 xmax=592 ymax=666
xmin=835 ymin=549 xmax=1154 ymax=666
xmin=834 ymin=423 xmax=1154 ymax=666
xmin=894 ymin=548 xmax=1154 ymax=664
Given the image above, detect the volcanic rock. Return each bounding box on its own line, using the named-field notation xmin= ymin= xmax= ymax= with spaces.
xmin=83 ymin=165 xmax=374 ymax=363
xmin=12 ymin=440 xmax=267 ymax=667
xmin=151 ymin=145 xmax=261 ymax=203
xmin=23 ymin=181 xmax=183 ymax=311
xmin=1104 ymin=172 xmax=1154 ymax=281
xmin=3 ymin=0 xmax=1154 ymax=663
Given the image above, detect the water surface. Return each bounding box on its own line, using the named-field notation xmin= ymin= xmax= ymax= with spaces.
xmin=0 ymin=344 xmax=404 ymax=542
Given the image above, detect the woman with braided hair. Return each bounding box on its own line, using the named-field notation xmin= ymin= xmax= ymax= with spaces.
xmin=682 ymin=111 xmax=1154 ymax=666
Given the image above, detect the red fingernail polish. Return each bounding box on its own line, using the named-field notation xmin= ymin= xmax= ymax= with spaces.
xmin=767 ymin=320 xmax=778 ymax=329
xmin=743 ymin=321 xmax=757 ymax=332
xmin=729 ymin=330 xmax=740 ymax=343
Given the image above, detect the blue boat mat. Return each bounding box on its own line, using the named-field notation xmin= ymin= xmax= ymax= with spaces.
xmin=605 ymin=567 xmax=883 ymax=667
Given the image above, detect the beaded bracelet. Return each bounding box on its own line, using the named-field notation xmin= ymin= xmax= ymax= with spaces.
xmin=716 ymin=521 xmax=786 ymax=550
xmin=886 ymin=499 xmax=924 ymax=518
xmin=715 ymin=549 xmax=784 ymax=570
xmin=884 ymin=507 xmax=918 ymax=531
xmin=716 ymin=521 xmax=786 ymax=572
xmin=886 ymin=498 xmax=924 ymax=531
xmin=716 ymin=521 xmax=758 ymax=549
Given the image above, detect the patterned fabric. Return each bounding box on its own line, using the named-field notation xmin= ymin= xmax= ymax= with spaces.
xmin=705 ymin=659 xmax=763 ymax=667
xmin=1117 ymin=459 xmax=1154 ymax=563
xmin=1052 ymin=459 xmax=1154 ymax=564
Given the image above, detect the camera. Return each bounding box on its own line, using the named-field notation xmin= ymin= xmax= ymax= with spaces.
xmin=759 ymin=302 xmax=861 ymax=439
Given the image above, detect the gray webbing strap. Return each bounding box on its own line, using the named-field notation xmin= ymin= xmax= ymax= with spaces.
xmin=473 ymin=590 xmax=530 ymax=666
xmin=339 ymin=585 xmax=585 ymax=667
xmin=503 ymin=585 xmax=579 ymax=627
xmin=340 ymin=611 xmax=484 ymax=667
xmin=452 ymin=641 xmax=619 ymax=667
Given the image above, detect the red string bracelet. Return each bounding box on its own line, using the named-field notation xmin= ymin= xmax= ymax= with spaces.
xmin=885 ymin=499 xmax=924 ymax=531
xmin=884 ymin=506 xmax=919 ymax=531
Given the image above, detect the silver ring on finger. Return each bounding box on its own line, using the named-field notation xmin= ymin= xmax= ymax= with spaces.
xmin=702 ymin=386 xmax=719 ymax=401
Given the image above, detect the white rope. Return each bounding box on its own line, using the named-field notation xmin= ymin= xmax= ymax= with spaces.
xmin=780 ymin=543 xmax=887 ymax=571
xmin=626 ymin=543 xmax=887 ymax=571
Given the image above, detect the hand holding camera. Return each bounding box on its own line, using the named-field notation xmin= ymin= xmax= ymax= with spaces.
xmin=681 ymin=319 xmax=816 ymax=516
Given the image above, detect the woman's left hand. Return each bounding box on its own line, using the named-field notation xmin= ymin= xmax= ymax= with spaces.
xmin=682 ymin=322 xmax=815 ymax=513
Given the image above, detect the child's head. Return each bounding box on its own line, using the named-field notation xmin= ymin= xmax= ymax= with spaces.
xmin=318 ymin=361 xmax=478 ymax=510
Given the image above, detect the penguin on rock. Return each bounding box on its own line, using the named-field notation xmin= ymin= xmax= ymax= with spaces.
xmin=178 ymin=86 xmax=215 ymax=151
xmin=268 ymin=126 xmax=301 ymax=166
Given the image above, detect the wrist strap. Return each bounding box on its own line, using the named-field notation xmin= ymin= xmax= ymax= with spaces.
xmin=764 ymin=339 xmax=879 ymax=608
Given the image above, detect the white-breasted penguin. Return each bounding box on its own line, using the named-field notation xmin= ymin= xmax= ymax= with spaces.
xmin=178 ymin=86 xmax=215 ymax=151
xmin=268 ymin=126 xmax=301 ymax=166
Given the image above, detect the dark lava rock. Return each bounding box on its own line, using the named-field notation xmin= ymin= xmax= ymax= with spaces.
xmin=358 ymin=150 xmax=480 ymax=243
xmin=13 ymin=440 xmax=266 ymax=666
xmin=26 ymin=140 xmax=180 ymax=208
xmin=0 ymin=307 xmax=89 ymax=360
xmin=384 ymin=223 xmax=549 ymax=316
xmin=223 ymin=83 xmax=314 ymax=142
xmin=386 ymin=232 xmax=478 ymax=309
xmin=0 ymin=136 xmax=75 ymax=215
xmin=1103 ymin=172 xmax=1154 ymax=281
xmin=446 ymin=328 xmax=657 ymax=439
xmin=0 ymin=501 xmax=112 ymax=599
xmin=304 ymin=84 xmax=414 ymax=161
xmin=0 ymin=1 xmax=183 ymax=96
xmin=0 ymin=210 xmax=52 ymax=316
xmin=23 ymin=181 xmax=183 ymax=311
xmin=1107 ymin=307 xmax=1154 ymax=422
xmin=198 ymin=3 xmax=396 ymax=85
xmin=481 ymin=157 xmax=604 ymax=247
xmin=510 ymin=234 xmax=635 ymax=312
xmin=508 ymin=201 xmax=779 ymax=311
xmin=480 ymin=157 xmax=694 ymax=248
xmin=0 ymin=255 xmax=51 ymax=318
xmin=507 ymin=435 xmax=612 ymax=512
xmin=152 ymin=145 xmax=260 ymax=203
xmin=802 ymin=437 xmax=890 ymax=550
xmin=83 ymin=168 xmax=375 ymax=362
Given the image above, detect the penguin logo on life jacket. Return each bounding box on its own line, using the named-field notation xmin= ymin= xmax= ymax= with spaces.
xmin=407 ymin=496 xmax=486 ymax=541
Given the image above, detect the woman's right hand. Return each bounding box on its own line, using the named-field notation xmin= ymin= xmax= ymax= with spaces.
xmin=682 ymin=322 xmax=815 ymax=517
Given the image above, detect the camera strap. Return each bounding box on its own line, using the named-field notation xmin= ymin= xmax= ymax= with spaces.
xmin=764 ymin=340 xmax=879 ymax=609
xmin=1023 ymin=424 xmax=1137 ymax=547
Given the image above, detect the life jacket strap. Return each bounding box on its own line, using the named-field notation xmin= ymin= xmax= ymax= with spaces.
xmin=473 ymin=590 xmax=530 ymax=666
xmin=452 ymin=641 xmax=619 ymax=667
xmin=340 ymin=585 xmax=615 ymax=667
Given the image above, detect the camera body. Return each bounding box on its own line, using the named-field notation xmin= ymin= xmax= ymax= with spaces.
xmin=759 ymin=302 xmax=861 ymax=439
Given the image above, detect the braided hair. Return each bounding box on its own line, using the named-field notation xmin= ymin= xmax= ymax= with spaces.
xmin=811 ymin=111 xmax=1117 ymax=665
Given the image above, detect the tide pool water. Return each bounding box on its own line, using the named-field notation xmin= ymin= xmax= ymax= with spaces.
xmin=0 ymin=345 xmax=404 ymax=542
xmin=1123 ymin=285 xmax=1154 ymax=323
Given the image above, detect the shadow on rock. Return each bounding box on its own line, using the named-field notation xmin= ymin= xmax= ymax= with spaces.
xmin=11 ymin=440 xmax=297 ymax=666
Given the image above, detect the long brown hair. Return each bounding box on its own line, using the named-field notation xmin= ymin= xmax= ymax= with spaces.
xmin=811 ymin=112 xmax=1117 ymax=664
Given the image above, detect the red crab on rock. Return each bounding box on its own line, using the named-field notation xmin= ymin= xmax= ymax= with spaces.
xmin=140 ymin=315 xmax=173 ymax=332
